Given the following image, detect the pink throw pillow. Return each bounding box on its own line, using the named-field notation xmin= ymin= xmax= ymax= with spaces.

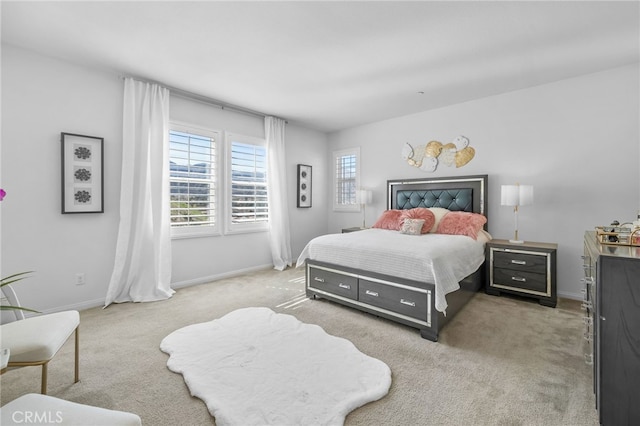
xmin=372 ymin=210 xmax=403 ymax=230
xmin=436 ymin=211 xmax=487 ymax=240
xmin=399 ymin=208 xmax=435 ymax=234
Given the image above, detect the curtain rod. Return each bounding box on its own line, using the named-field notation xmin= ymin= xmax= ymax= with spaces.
xmin=120 ymin=75 xmax=287 ymax=123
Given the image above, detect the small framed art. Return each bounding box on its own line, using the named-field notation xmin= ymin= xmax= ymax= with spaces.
xmin=297 ymin=164 xmax=312 ymax=208
xmin=61 ymin=132 xmax=104 ymax=214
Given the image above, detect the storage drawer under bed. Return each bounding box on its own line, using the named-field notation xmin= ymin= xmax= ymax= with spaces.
xmin=307 ymin=266 xmax=358 ymax=300
xmin=358 ymin=278 xmax=428 ymax=321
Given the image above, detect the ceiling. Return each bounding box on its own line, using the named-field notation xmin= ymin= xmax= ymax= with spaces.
xmin=2 ymin=1 xmax=639 ymax=133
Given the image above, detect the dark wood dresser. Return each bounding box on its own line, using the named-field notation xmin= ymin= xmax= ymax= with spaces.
xmin=583 ymin=231 xmax=640 ymax=426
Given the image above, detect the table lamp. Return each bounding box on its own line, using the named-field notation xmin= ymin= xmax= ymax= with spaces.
xmin=501 ymin=183 xmax=533 ymax=243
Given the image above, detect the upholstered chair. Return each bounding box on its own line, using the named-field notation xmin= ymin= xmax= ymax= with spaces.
xmin=0 ymin=393 xmax=141 ymax=425
xmin=0 ymin=284 xmax=79 ymax=394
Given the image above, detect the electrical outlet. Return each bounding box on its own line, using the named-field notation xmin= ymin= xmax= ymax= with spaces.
xmin=75 ymin=273 xmax=85 ymax=285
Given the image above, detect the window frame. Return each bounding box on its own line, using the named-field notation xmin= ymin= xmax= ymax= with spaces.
xmin=224 ymin=132 xmax=269 ymax=234
xmin=169 ymin=122 xmax=221 ymax=239
xmin=332 ymin=147 xmax=361 ymax=212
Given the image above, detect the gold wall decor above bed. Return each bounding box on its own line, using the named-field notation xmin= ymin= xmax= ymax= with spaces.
xmin=401 ymin=135 xmax=475 ymax=172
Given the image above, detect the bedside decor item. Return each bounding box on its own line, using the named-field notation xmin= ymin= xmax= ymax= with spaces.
xmin=61 ymin=132 xmax=104 ymax=214
xmin=501 ymin=183 xmax=533 ymax=243
xmin=595 ymin=225 xmax=640 ymax=247
xmin=160 ymin=307 xmax=391 ymax=426
xmin=401 ymin=135 xmax=475 ymax=173
xmin=358 ymin=189 xmax=372 ymax=228
xmin=296 ymin=164 xmax=312 ymax=208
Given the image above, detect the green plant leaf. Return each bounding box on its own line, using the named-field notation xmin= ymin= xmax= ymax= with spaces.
xmin=0 ymin=271 xmax=35 ymax=287
xmin=1 ymin=271 xmax=40 ymax=314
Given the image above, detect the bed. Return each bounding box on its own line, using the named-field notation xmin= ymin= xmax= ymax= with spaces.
xmin=297 ymin=174 xmax=488 ymax=341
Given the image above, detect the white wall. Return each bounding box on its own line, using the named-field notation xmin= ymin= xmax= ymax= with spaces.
xmin=1 ymin=45 xmax=328 ymax=313
xmin=1 ymin=45 xmax=123 ymax=312
xmin=327 ymin=64 xmax=640 ymax=300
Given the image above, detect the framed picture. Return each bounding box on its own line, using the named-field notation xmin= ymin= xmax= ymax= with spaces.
xmin=297 ymin=164 xmax=312 ymax=208
xmin=61 ymin=132 xmax=104 ymax=214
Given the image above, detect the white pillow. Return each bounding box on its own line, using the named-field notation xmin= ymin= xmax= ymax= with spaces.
xmin=476 ymin=229 xmax=493 ymax=244
xmin=427 ymin=207 xmax=450 ymax=233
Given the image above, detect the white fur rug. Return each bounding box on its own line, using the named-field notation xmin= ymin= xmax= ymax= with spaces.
xmin=160 ymin=307 xmax=391 ymax=426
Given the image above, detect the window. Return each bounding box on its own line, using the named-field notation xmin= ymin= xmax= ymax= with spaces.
xmin=226 ymin=133 xmax=268 ymax=233
xmin=169 ymin=124 xmax=219 ymax=237
xmin=333 ymin=147 xmax=360 ymax=211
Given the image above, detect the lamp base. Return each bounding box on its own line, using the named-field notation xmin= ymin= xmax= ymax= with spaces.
xmin=509 ymin=239 xmax=525 ymax=244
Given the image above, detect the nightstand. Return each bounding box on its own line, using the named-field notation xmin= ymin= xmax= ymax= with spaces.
xmin=342 ymin=227 xmax=367 ymax=233
xmin=486 ymin=239 xmax=557 ymax=307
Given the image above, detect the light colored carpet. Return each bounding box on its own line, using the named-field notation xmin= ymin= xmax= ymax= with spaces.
xmin=0 ymin=267 xmax=599 ymax=425
xmin=160 ymin=307 xmax=391 ymax=425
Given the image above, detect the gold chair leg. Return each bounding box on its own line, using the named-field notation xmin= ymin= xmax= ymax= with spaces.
xmin=41 ymin=362 xmax=48 ymax=395
xmin=74 ymin=327 xmax=80 ymax=383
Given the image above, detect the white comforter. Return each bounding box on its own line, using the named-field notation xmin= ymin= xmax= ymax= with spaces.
xmin=296 ymin=228 xmax=486 ymax=313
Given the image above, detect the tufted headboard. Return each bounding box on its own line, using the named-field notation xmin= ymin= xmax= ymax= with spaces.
xmin=387 ymin=175 xmax=488 ymax=219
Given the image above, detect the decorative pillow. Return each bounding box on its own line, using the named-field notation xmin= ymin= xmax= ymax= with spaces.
xmin=399 ymin=208 xmax=435 ymax=234
xmin=436 ymin=211 xmax=487 ymax=240
xmin=372 ymin=210 xmax=403 ymax=231
xmin=400 ymin=218 xmax=425 ymax=235
xmin=428 ymin=207 xmax=450 ymax=233
xmin=476 ymin=229 xmax=493 ymax=244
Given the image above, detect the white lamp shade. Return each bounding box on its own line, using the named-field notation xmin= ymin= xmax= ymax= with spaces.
xmin=501 ymin=185 xmax=533 ymax=206
xmin=358 ymin=189 xmax=372 ymax=205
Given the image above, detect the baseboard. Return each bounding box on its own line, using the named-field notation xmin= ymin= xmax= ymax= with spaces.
xmin=22 ymin=264 xmax=275 ymax=317
xmin=32 ymin=297 xmax=106 ymax=316
xmin=171 ymin=263 xmax=274 ymax=290
xmin=557 ymin=290 xmax=582 ymax=301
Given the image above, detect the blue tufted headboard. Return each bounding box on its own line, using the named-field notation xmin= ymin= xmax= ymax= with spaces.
xmin=387 ymin=175 xmax=488 ymax=221
xmin=396 ymin=188 xmax=474 ymax=211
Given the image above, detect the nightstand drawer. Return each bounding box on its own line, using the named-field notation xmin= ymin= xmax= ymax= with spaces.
xmin=359 ymin=279 xmax=427 ymax=321
xmin=492 ymin=268 xmax=547 ymax=293
xmin=493 ymin=251 xmax=546 ymax=274
xmin=308 ymin=267 xmax=358 ymax=300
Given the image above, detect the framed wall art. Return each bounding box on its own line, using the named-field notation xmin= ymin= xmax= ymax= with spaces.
xmin=297 ymin=164 xmax=312 ymax=208
xmin=61 ymin=132 xmax=104 ymax=214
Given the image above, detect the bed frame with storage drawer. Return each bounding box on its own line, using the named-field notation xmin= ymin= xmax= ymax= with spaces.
xmin=305 ymin=175 xmax=488 ymax=341
xmin=306 ymin=260 xmax=483 ymax=341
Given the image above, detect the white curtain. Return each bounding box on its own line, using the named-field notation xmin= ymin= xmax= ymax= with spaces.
xmin=104 ymin=78 xmax=174 ymax=307
xmin=265 ymin=116 xmax=292 ymax=270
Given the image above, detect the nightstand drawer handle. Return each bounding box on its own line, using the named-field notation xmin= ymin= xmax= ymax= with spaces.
xmin=365 ymin=290 xmax=379 ymax=297
xmin=400 ymin=299 xmax=416 ymax=307
xmin=511 ymin=259 xmax=527 ymax=265
xmin=314 ymin=277 xmax=325 ymax=283
xmin=338 ymin=283 xmax=351 ymax=290
xmin=511 ymin=276 xmax=526 ymax=282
